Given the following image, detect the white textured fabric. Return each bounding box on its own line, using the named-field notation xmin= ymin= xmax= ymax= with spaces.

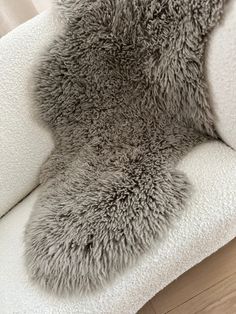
xmin=208 ymin=0 xmax=236 ymax=150
xmin=0 ymin=12 xmax=55 ymax=217
xmin=0 ymin=141 xmax=236 ymax=314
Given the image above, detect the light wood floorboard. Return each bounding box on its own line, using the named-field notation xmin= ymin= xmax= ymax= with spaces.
xmin=138 ymin=239 xmax=236 ymax=314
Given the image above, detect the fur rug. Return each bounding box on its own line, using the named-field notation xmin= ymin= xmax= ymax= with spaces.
xmin=24 ymin=0 xmax=226 ymax=295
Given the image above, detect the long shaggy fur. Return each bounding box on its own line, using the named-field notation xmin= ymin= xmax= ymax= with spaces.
xmin=24 ymin=0 xmax=225 ymax=295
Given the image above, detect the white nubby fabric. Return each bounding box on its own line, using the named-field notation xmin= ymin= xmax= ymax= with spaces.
xmin=208 ymin=0 xmax=236 ymax=150
xmin=0 ymin=12 xmax=55 ymax=217
xmin=0 ymin=4 xmax=236 ymax=313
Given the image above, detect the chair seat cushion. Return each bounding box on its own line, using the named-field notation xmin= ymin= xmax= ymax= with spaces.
xmin=1 ymin=141 xmax=236 ymax=314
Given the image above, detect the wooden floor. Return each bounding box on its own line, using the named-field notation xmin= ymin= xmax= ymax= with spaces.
xmin=138 ymin=239 xmax=236 ymax=314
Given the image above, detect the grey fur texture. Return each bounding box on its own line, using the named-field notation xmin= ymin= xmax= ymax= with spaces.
xmin=24 ymin=0 xmax=225 ymax=296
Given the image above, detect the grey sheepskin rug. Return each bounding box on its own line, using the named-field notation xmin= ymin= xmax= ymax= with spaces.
xmin=25 ymin=0 xmax=226 ymax=295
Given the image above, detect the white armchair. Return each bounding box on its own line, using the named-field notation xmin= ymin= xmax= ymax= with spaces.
xmin=0 ymin=5 xmax=236 ymax=313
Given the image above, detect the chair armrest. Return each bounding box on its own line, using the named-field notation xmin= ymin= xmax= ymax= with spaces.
xmin=0 ymin=12 xmax=55 ymax=217
xmin=208 ymin=0 xmax=236 ymax=150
